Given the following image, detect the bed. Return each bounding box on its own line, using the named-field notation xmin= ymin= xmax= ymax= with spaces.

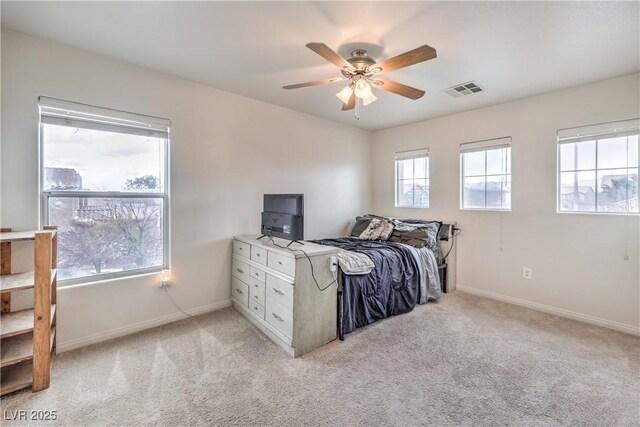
xmin=312 ymin=216 xmax=454 ymax=338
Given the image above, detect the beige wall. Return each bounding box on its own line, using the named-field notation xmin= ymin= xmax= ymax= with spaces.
xmin=1 ymin=29 xmax=371 ymax=351
xmin=2 ymin=28 xmax=638 ymax=352
xmin=372 ymin=73 xmax=640 ymax=334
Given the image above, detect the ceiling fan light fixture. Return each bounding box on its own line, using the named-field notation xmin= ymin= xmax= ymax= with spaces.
xmin=354 ymin=79 xmax=372 ymax=99
xmin=285 ymin=42 xmax=437 ymax=119
xmin=362 ymin=92 xmax=377 ymax=106
xmin=336 ymin=84 xmax=354 ymax=104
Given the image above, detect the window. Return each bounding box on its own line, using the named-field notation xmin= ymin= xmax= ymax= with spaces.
xmin=39 ymin=97 xmax=170 ymax=284
xmin=557 ymin=119 xmax=639 ymax=214
xmin=395 ymin=149 xmax=429 ymax=207
xmin=460 ymin=137 xmax=511 ymax=210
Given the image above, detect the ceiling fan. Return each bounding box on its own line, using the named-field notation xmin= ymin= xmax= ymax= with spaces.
xmin=283 ymin=42 xmax=437 ymax=119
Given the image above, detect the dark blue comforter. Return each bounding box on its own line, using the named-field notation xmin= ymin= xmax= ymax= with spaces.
xmin=312 ymin=237 xmax=421 ymax=335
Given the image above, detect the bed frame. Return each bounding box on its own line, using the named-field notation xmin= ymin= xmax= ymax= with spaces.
xmin=438 ymin=221 xmax=458 ymax=293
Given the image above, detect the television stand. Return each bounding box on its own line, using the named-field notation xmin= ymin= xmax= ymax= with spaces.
xmin=231 ymin=235 xmax=337 ymax=357
xmin=257 ymin=234 xmax=304 ymax=248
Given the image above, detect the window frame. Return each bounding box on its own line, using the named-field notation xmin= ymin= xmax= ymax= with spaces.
xmin=38 ymin=97 xmax=171 ymax=286
xmin=394 ymin=148 xmax=430 ymax=208
xmin=556 ymin=119 xmax=639 ymax=216
xmin=459 ymin=137 xmax=512 ymax=211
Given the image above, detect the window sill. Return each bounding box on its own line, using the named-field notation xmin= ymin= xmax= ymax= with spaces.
xmin=58 ymin=266 xmax=166 ymax=289
xmin=556 ymin=210 xmax=639 ymax=216
xmin=459 ymin=208 xmax=511 ymax=212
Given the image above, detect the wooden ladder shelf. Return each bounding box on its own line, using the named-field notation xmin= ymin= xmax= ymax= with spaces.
xmin=0 ymin=226 xmax=58 ymax=396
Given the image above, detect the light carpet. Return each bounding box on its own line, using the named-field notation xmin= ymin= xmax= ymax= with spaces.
xmin=1 ymin=292 xmax=638 ymax=426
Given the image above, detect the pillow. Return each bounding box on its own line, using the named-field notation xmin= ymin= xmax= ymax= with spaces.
xmin=350 ymin=216 xmax=373 ymax=237
xmin=397 ymin=219 xmax=442 ymax=240
xmin=359 ymin=218 xmax=394 ymax=241
xmin=349 ymin=214 xmax=393 ymax=237
xmin=388 ymin=220 xmax=440 ymax=250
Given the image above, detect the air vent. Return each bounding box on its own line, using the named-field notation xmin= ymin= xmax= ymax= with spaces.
xmin=443 ymin=81 xmax=484 ymax=98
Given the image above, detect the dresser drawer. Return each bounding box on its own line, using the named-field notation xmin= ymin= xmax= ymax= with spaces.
xmin=266 ymin=274 xmax=294 ymax=309
xmin=265 ymin=299 xmax=293 ymax=339
xmin=249 ymin=266 xmax=266 ymax=283
xmin=249 ymin=277 xmax=266 ymax=306
xmin=232 ymin=257 xmax=250 ymax=283
xmin=267 ymin=251 xmax=296 ymax=277
xmin=231 ymin=277 xmax=249 ymax=307
xmin=251 ymin=246 xmax=267 ymax=265
xmin=233 ymin=240 xmax=250 ymax=257
xmin=249 ymin=300 xmax=265 ymax=319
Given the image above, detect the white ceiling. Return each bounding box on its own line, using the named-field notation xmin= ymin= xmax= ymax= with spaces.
xmin=2 ymin=1 xmax=639 ymax=131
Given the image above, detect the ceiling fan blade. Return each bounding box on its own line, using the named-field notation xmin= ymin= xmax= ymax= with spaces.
xmin=373 ymin=45 xmax=437 ymax=74
xmin=373 ymin=78 xmax=425 ymax=100
xmin=306 ymin=42 xmax=352 ymax=70
xmin=283 ymin=77 xmax=344 ymax=90
xmin=341 ymin=92 xmax=356 ymax=111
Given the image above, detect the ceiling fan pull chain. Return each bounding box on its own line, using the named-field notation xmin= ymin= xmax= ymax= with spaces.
xmin=355 ymin=97 xmax=360 ymax=120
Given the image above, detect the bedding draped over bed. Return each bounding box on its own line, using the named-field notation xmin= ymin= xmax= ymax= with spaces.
xmin=312 ymin=237 xmax=441 ymax=335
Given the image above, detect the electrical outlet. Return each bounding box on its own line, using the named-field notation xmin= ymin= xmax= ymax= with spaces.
xmin=329 ymin=256 xmax=338 ymax=272
xmin=522 ymin=267 xmax=533 ymax=280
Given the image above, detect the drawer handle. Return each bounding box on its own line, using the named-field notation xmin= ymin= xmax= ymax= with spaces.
xmin=272 ymin=288 xmax=285 ymax=296
xmin=254 ymin=295 xmax=259 ymax=300
xmin=254 ymin=272 xmax=259 ymax=277
xmin=236 ymin=268 xmax=244 ymax=274
xmin=239 ymin=247 xmax=243 ymax=251
xmin=256 ymin=253 xmax=261 ymax=257
xmin=235 ymin=288 xmax=243 ymax=294
xmin=253 ymin=306 xmax=259 ymax=311
xmin=278 ymin=261 xmax=283 ymax=265
xmin=272 ymin=313 xmax=284 ymax=322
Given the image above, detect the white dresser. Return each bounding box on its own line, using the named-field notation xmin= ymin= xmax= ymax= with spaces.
xmin=231 ymin=235 xmax=338 ymax=357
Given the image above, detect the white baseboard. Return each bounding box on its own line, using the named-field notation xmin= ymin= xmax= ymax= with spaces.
xmin=456 ymin=284 xmax=639 ymax=336
xmin=56 ymin=299 xmax=232 ymax=353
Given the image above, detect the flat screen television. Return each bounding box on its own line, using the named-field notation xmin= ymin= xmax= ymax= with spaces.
xmin=260 ymin=194 xmax=304 ymax=243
